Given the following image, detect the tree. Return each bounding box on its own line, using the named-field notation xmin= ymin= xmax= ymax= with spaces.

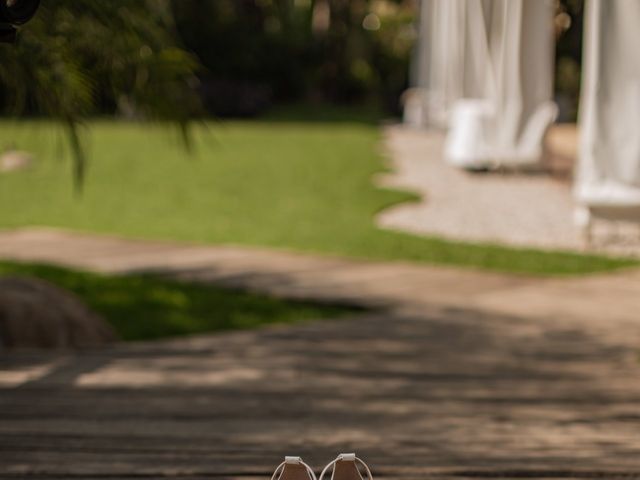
xmin=0 ymin=0 xmax=201 ymax=191
xmin=172 ymin=0 xmax=416 ymax=113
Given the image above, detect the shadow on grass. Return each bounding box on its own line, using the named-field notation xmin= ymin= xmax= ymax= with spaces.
xmin=0 ymin=261 xmax=363 ymax=342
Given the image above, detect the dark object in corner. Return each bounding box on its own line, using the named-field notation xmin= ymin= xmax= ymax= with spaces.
xmin=0 ymin=276 xmax=117 ymax=349
xmin=0 ymin=0 xmax=40 ymax=44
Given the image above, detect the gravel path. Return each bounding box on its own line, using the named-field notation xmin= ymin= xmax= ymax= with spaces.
xmin=377 ymin=125 xmax=640 ymax=256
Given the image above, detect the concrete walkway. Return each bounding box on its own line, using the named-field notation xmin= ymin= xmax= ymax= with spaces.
xmin=377 ymin=125 xmax=640 ymax=257
xmin=1 ymin=228 xmax=640 ymax=479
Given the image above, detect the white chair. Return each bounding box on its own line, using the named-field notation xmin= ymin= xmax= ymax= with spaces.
xmin=444 ymin=99 xmax=495 ymax=168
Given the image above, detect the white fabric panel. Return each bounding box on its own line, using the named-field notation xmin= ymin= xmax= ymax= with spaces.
xmin=575 ymin=0 xmax=640 ymax=215
xmin=443 ymin=0 xmax=556 ymax=168
xmin=484 ymin=0 xmax=556 ymax=156
xmin=409 ymin=0 xmax=491 ymax=127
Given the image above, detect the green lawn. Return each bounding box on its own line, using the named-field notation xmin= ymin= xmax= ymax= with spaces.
xmin=0 ymin=107 xmax=636 ymax=275
xmin=0 ymin=261 xmax=356 ymax=341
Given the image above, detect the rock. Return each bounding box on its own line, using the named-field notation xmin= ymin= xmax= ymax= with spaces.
xmin=0 ymin=150 xmax=33 ymax=173
xmin=0 ymin=276 xmax=117 ymax=349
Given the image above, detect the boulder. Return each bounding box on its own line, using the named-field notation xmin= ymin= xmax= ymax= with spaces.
xmin=0 ymin=276 xmax=117 ymax=349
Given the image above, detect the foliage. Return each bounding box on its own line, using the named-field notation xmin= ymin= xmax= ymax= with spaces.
xmin=0 ymin=261 xmax=355 ymax=341
xmin=554 ymin=0 xmax=585 ymax=121
xmin=171 ymin=0 xmax=417 ymax=115
xmin=0 ymin=109 xmax=635 ymax=276
xmin=0 ymin=0 xmax=201 ymax=190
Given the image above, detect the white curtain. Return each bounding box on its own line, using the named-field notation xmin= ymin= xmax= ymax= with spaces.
xmin=443 ymin=0 xmax=556 ymax=168
xmin=483 ymin=0 xmax=556 ymax=158
xmin=409 ymin=0 xmax=490 ymax=128
xmin=575 ymin=0 xmax=640 ymax=214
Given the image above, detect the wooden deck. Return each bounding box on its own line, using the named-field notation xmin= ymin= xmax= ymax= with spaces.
xmin=1 ymin=229 xmax=640 ymax=479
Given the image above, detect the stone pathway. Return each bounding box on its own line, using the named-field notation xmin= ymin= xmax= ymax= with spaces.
xmin=377 ymin=125 xmax=640 ymax=256
xmin=1 ymin=228 xmax=640 ymax=479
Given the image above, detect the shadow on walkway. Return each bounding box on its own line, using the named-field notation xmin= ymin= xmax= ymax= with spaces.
xmin=2 ymin=303 xmax=640 ymax=478
xmin=1 ymin=229 xmax=640 ymax=478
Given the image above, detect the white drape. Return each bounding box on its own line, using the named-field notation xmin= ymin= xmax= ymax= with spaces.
xmin=408 ymin=0 xmax=490 ymax=128
xmin=442 ymin=0 xmax=556 ymax=168
xmin=483 ymin=0 xmax=556 ymax=159
xmin=575 ymin=0 xmax=640 ymax=218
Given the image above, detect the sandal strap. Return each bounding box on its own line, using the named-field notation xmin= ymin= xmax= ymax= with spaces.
xmin=271 ymin=457 xmax=317 ymax=480
xmin=318 ymin=453 xmax=373 ymax=480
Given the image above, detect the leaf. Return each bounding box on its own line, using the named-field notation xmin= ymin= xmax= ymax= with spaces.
xmin=0 ymin=0 xmax=203 ymax=191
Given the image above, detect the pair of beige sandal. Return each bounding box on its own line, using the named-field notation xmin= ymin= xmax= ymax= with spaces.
xmin=271 ymin=454 xmax=372 ymax=480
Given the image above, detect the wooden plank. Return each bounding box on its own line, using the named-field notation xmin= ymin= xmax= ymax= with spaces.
xmin=1 ymin=230 xmax=640 ymax=478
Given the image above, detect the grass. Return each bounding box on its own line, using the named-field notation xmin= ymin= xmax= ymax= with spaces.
xmin=0 ymin=106 xmax=636 ymax=275
xmin=0 ymin=261 xmax=356 ymax=341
